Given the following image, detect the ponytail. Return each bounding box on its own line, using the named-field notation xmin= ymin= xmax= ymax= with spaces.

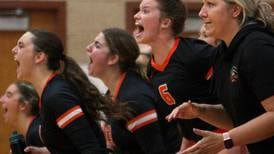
xmin=256 ymin=1 xmax=274 ymax=31
xmin=233 ymin=0 xmax=274 ymax=31
xmin=29 ymin=29 xmax=132 ymax=122
xmin=61 ymin=56 xmax=132 ymax=122
xmin=232 ymin=0 xmax=274 ymax=31
xmin=134 ymin=62 xmax=149 ymax=81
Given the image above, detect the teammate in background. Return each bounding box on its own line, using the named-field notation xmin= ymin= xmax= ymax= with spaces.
xmin=0 ymin=81 xmax=49 ymax=153
xmin=198 ymin=24 xmax=220 ymax=47
xmin=86 ymin=27 xmax=167 ymax=153
xmin=11 ymin=29 xmax=110 ymax=154
xmin=166 ymin=0 xmax=274 ymax=153
xmin=136 ymin=44 xmax=151 ymax=73
xmin=134 ymin=0 xmax=217 ymax=153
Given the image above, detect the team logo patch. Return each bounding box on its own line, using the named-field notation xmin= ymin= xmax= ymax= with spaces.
xmin=230 ymin=66 xmax=239 ymax=83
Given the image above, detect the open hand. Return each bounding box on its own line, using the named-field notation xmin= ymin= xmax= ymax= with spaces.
xmin=24 ymin=146 xmax=50 ymax=154
xmin=181 ymin=128 xmax=224 ymax=154
xmin=166 ymin=100 xmax=200 ymax=122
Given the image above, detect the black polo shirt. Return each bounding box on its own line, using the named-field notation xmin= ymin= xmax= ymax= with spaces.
xmin=147 ymin=37 xmax=217 ymax=150
xmin=213 ymin=23 xmax=274 ymax=154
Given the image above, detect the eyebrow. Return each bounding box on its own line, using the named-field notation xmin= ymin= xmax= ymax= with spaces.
xmin=95 ymin=41 xmax=104 ymax=46
xmin=5 ymin=91 xmax=13 ymax=96
xmin=6 ymin=90 xmax=19 ymax=95
xmin=141 ymin=5 xmax=151 ymax=10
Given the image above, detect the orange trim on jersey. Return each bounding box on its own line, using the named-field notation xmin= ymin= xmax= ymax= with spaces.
xmin=205 ymin=66 xmax=213 ymax=80
xmin=56 ymin=105 xmax=84 ymax=129
xmin=39 ymin=73 xmax=57 ymax=109
xmin=113 ymin=72 xmax=126 ymax=99
xmin=27 ymin=116 xmax=36 ymax=131
xmin=151 ymin=37 xmax=180 ymax=72
xmin=126 ymin=109 xmax=158 ymax=133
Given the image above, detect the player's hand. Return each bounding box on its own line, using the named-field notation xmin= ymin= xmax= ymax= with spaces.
xmin=181 ymin=128 xmax=224 ymax=154
xmin=166 ymin=100 xmax=200 ymax=122
xmin=24 ymin=146 xmax=50 ymax=154
xmin=176 ymin=137 xmax=196 ymax=154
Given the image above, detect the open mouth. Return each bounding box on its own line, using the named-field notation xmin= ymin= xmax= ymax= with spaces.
xmin=2 ymin=106 xmax=8 ymax=114
xmin=204 ymin=22 xmax=211 ymax=28
xmin=13 ymin=56 xmax=20 ymax=67
xmin=14 ymin=60 xmax=20 ymax=75
xmin=133 ymin=23 xmax=144 ymax=39
xmin=4 ymin=108 xmax=8 ymax=113
xmin=16 ymin=60 xmax=20 ymax=67
xmin=89 ymin=57 xmax=93 ymax=64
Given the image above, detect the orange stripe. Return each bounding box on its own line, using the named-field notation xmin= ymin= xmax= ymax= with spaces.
xmin=59 ymin=112 xmax=84 ymax=129
xmin=130 ymin=117 xmax=158 ymax=133
xmin=56 ymin=106 xmax=81 ymax=122
xmin=126 ymin=109 xmax=158 ymax=132
xmin=113 ymin=72 xmax=126 ymax=99
xmin=127 ymin=109 xmax=156 ymax=126
xmin=205 ymin=66 xmax=213 ymax=80
xmin=151 ymin=37 xmax=180 ymax=72
xmin=56 ymin=105 xmax=84 ymax=128
xmin=39 ymin=73 xmax=57 ymax=109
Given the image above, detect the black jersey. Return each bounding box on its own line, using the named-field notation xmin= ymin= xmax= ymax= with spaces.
xmin=109 ymin=71 xmax=166 ymax=154
xmin=147 ymin=37 xmax=217 ymax=149
xmin=213 ymin=23 xmax=274 ymax=154
xmin=40 ymin=75 xmax=107 ymax=154
xmin=26 ymin=116 xmax=44 ymax=147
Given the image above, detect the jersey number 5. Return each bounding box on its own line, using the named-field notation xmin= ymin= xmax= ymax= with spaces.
xmin=158 ymin=84 xmax=176 ymax=105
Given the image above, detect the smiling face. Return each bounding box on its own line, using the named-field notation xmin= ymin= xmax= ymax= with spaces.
xmin=11 ymin=32 xmax=36 ymax=81
xmin=199 ymin=0 xmax=236 ymax=41
xmin=0 ymin=84 xmax=22 ymax=127
xmin=86 ymin=32 xmax=111 ymax=78
xmin=133 ymin=0 xmax=162 ymax=44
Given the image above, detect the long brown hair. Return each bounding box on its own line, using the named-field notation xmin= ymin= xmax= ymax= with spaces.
xmin=29 ymin=29 xmax=131 ymax=121
xmin=102 ymin=27 xmax=148 ymax=80
xmin=156 ymin=0 xmax=187 ymax=36
xmin=15 ymin=80 xmax=39 ymax=116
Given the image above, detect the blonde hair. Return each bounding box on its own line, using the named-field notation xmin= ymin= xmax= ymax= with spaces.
xmin=225 ymin=0 xmax=274 ymax=31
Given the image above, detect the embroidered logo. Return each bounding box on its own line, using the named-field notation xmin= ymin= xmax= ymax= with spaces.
xmin=230 ymin=66 xmax=239 ymax=83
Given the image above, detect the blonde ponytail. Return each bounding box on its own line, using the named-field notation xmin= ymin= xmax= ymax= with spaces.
xmin=256 ymin=1 xmax=274 ymax=31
